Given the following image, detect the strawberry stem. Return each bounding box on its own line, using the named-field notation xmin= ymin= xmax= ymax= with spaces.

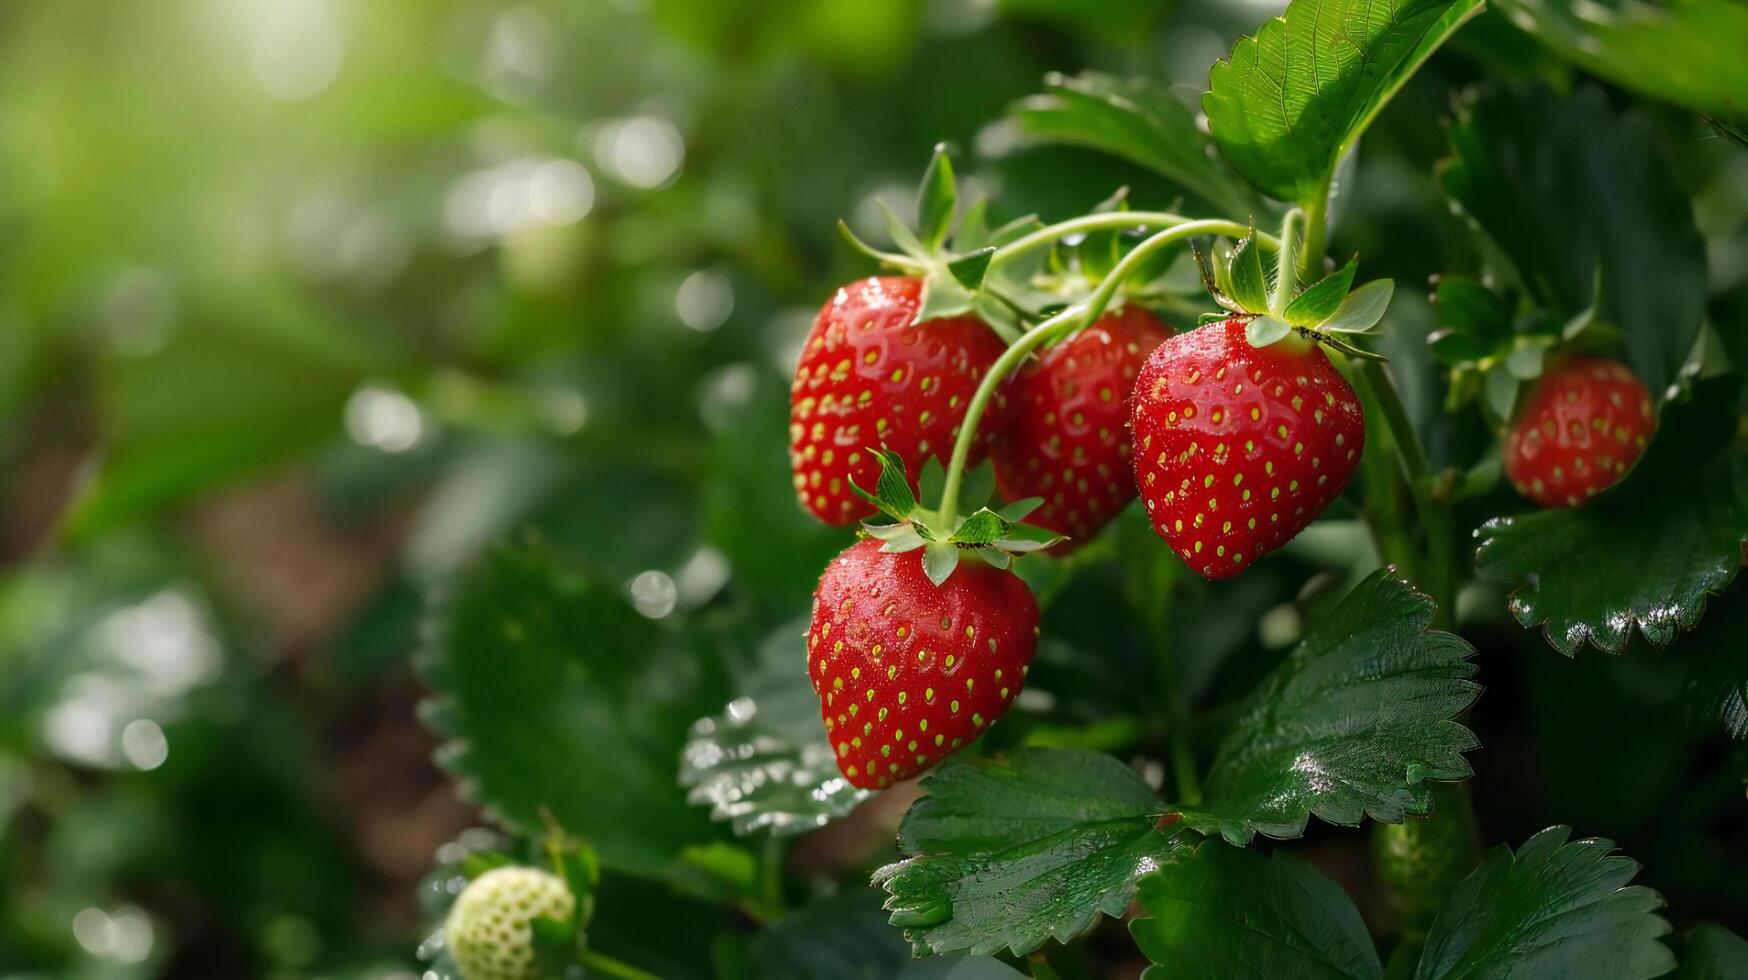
xmin=986 ymin=212 xmax=1277 ymax=277
xmin=938 ymin=218 xmax=1252 ymax=527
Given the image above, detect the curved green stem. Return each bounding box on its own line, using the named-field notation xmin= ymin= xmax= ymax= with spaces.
xmin=987 ymin=213 xmax=1278 ymax=275
xmin=1353 ymin=360 xmax=1458 ymax=625
xmin=938 ymin=219 xmax=1250 ymax=525
xmin=580 ymin=950 xmax=662 ymax=980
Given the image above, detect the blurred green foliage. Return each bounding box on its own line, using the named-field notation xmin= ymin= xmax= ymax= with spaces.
xmin=1 ymin=0 xmax=1746 ymax=977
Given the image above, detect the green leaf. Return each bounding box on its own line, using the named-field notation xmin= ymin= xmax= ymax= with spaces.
xmin=1491 ymin=0 xmax=1748 ymax=117
xmin=1416 ymin=826 xmax=1674 ymax=980
xmin=998 ymin=497 xmax=1043 ymax=523
xmin=421 ymin=543 xmax=721 ymax=878
xmin=951 ymin=508 xmax=1012 ymax=546
xmin=1475 ymin=375 xmax=1748 ymax=655
xmin=1010 ymin=71 xmax=1256 ymax=217
xmin=1130 ymin=842 xmax=1383 ymax=980
xmin=1245 ymin=315 xmax=1292 ymax=348
xmin=919 ymin=456 xmax=947 ymax=505
xmin=1677 ymin=924 xmax=1748 ymax=980
xmin=873 ymin=748 xmax=1180 ymax=957
xmin=1677 ymin=585 xmax=1748 ymax=741
xmin=751 ymin=889 xmax=1026 ymax=980
xmin=1321 ymin=280 xmax=1395 ymax=334
xmin=1226 ymin=233 xmax=1269 ymax=313
xmin=1171 ymin=571 xmax=1479 ymax=844
xmin=1428 ymin=276 xmax=1511 ymax=365
xmin=948 ymin=247 xmax=995 ymax=291
xmin=1438 ymin=84 xmax=1706 ymax=393
xmin=1205 ymin=0 xmax=1481 ymax=204
xmin=680 ymin=623 xmax=870 ymax=836
xmin=921 ymin=541 xmax=960 ymax=586
xmin=1283 ymin=257 xmax=1358 ymax=326
xmin=917 ymin=144 xmax=956 ymax=253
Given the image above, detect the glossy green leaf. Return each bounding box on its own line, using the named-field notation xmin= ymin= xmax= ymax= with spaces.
xmin=1011 ymin=71 xmax=1255 ymax=216
xmin=421 ymin=543 xmax=721 ymax=878
xmin=1130 ymin=842 xmax=1382 ymax=980
xmin=876 ymin=575 xmax=1475 ymax=954
xmin=917 ymin=145 xmax=956 ymax=252
xmin=751 ymin=889 xmax=1026 ymax=980
xmin=1205 ymin=0 xmax=1481 ymax=204
xmin=1428 ymin=276 xmax=1511 ymax=365
xmin=872 ymin=748 xmax=1180 ymax=957
xmin=1475 ymin=376 xmax=1748 ymax=655
xmin=680 ymin=623 xmax=869 ymax=836
xmin=914 ymin=272 xmax=977 ymax=325
xmin=1676 ymin=924 xmax=1748 ymax=980
xmin=1416 ymin=826 xmax=1674 ymax=980
xmin=1227 ymin=233 xmax=1269 ymax=313
xmin=1171 ymin=571 xmax=1480 ymax=844
xmin=1677 ymin=585 xmax=1748 ymax=740
xmin=1283 ymin=257 xmax=1358 ymax=326
xmin=1491 ymin=0 xmax=1748 ymax=116
xmin=1439 ymin=84 xmax=1706 ymax=392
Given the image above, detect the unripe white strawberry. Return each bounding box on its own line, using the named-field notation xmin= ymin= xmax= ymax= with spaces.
xmin=445 ymin=867 xmax=575 ymax=980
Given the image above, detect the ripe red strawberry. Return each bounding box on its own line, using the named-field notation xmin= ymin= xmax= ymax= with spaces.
xmin=790 ymin=276 xmax=1012 ymax=524
xmin=1130 ymin=318 xmax=1365 ymax=580
xmin=1503 ymin=356 xmax=1654 ymax=508
xmin=993 ymin=305 xmax=1173 ymax=548
xmin=807 ymin=538 xmax=1037 ymax=789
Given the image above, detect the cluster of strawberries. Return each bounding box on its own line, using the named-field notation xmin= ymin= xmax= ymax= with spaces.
xmin=790 ymin=272 xmax=1654 ymax=790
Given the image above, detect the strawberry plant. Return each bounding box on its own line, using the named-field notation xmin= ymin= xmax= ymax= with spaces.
xmin=401 ymin=2 xmax=1748 ymax=978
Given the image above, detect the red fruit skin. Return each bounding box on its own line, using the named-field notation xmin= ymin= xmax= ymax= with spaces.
xmin=993 ymin=305 xmax=1173 ymax=549
xmin=789 ymin=277 xmax=1012 ymax=525
xmin=807 ymin=538 xmax=1038 ymax=790
xmin=1130 ymin=319 xmax=1365 ymax=580
xmin=1503 ymin=356 xmax=1655 ymax=508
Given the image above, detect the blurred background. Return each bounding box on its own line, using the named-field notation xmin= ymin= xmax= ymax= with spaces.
xmin=1 ymin=0 xmax=1745 ymax=977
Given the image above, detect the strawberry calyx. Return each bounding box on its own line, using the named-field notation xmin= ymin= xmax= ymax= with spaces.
xmin=1193 ymin=225 xmax=1395 ymax=363
xmin=836 ymin=145 xmax=1012 ymax=338
xmin=850 ymin=448 xmax=1065 ymax=586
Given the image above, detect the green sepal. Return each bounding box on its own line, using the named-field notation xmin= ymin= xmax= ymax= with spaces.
xmin=958 ymin=460 xmax=998 ymax=513
xmin=1193 ymin=240 xmax=1249 ymax=316
xmin=848 ymin=447 xmax=919 ymax=521
xmin=922 ymin=541 xmax=960 ymax=586
xmin=991 ymin=522 xmax=1069 ymax=554
xmin=952 ymin=508 xmax=1011 ymax=546
xmin=837 ymin=219 xmax=919 ymax=271
xmin=1318 ymin=334 xmax=1390 ymax=362
xmin=1284 ymin=256 xmax=1358 ymax=325
xmin=1321 ymin=279 xmax=1394 ymax=334
xmin=879 ymin=199 xmax=929 ymax=258
xmin=970 ymin=547 xmax=1013 ymax=570
xmin=529 ymin=914 xmax=581 ymax=977
xmin=1226 ymin=229 xmax=1269 ymax=313
xmin=997 ymin=497 xmax=1044 ymax=522
xmin=918 ymin=456 xmax=947 ymax=504
xmin=867 ymin=523 xmax=928 ymax=553
xmin=949 ymin=247 xmax=996 ymax=291
xmin=917 ymin=143 xmax=957 ymax=252
xmin=1245 ymin=314 xmax=1292 ymax=348
xmin=914 ymin=272 xmax=976 ymax=325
